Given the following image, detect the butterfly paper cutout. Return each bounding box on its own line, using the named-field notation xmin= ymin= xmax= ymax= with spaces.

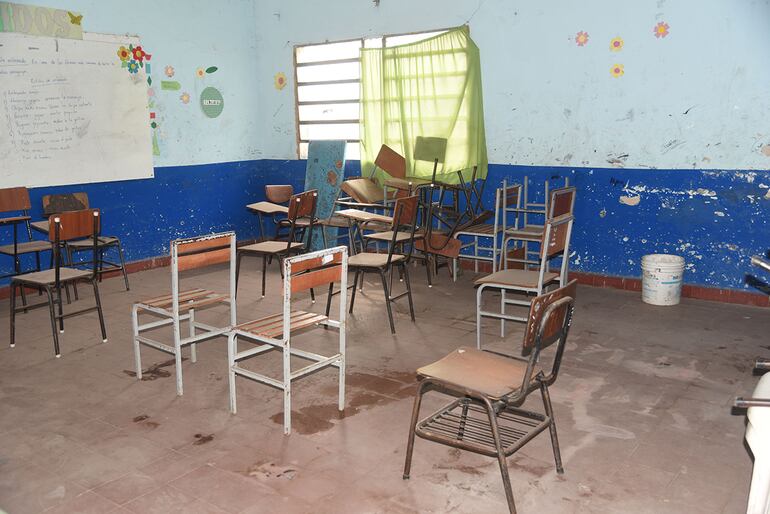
xmin=67 ymin=12 xmax=83 ymax=26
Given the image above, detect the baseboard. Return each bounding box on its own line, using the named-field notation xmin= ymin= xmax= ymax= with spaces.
xmin=457 ymin=258 xmax=770 ymax=308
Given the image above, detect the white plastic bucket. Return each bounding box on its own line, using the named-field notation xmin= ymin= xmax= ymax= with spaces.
xmin=641 ymin=254 xmax=685 ymax=306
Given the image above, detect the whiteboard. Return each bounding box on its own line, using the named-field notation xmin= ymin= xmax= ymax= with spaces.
xmin=0 ymin=32 xmax=154 ymax=188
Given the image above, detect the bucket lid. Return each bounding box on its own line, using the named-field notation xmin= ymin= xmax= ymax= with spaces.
xmin=641 ymin=254 xmax=684 ymax=265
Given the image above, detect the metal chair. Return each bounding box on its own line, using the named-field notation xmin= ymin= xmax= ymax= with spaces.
xmin=10 ymin=209 xmax=107 ymax=357
xmin=39 ymin=192 xmax=130 ymax=291
xmin=348 ymin=195 xmax=420 ymax=334
xmin=403 ymin=280 xmax=577 ymax=514
xmin=0 ymin=187 xmax=52 ymax=284
xmin=236 ymin=190 xmax=318 ymax=298
xmin=228 ymin=245 xmax=348 ymax=435
xmin=476 ymin=214 xmax=574 ymax=349
xmin=131 ymin=232 xmax=236 ymax=396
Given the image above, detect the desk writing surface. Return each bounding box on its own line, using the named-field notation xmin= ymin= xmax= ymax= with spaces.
xmin=246 ymin=201 xmax=289 ymax=215
xmin=31 ymin=220 xmax=49 ymax=233
xmin=336 ymin=209 xmax=393 ymax=225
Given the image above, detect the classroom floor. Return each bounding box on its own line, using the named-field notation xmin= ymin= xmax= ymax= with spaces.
xmin=0 ymin=261 xmax=765 ymax=514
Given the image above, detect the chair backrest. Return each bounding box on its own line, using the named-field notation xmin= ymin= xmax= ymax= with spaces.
xmin=42 ymin=192 xmax=90 ymax=216
xmin=285 ymin=189 xmax=318 ymax=251
xmin=266 ymin=185 xmax=294 ymax=205
xmin=392 ymin=194 xmax=419 ymax=229
xmin=541 ymin=214 xmax=573 ymax=259
xmin=548 ymin=187 xmax=576 ymax=219
xmin=341 ymin=178 xmax=382 ymax=205
xmin=372 ymin=144 xmax=406 ymax=180
xmin=0 ymin=187 xmax=31 ymax=213
xmin=48 ymin=208 xmax=99 ymax=242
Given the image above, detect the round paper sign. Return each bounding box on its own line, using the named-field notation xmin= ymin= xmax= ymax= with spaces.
xmin=200 ymin=87 xmax=224 ymax=118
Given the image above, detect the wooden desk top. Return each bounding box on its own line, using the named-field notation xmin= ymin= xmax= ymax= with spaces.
xmin=31 ymin=220 xmax=49 ymax=233
xmin=246 ymin=201 xmax=289 ymax=215
xmin=336 ymin=209 xmax=393 ymax=225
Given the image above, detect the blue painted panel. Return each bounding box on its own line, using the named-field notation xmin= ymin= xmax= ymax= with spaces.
xmin=304 ymin=141 xmax=346 ymax=250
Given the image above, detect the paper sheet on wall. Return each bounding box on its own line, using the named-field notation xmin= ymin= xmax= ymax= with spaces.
xmin=0 ymin=32 xmax=154 ymax=188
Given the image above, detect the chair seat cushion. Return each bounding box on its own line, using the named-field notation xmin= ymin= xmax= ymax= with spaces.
xmin=417 ymin=346 xmax=538 ymax=399
xmin=67 ymin=236 xmax=120 ymax=248
xmin=13 ymin=267 xmax=91 ymax=285
xmin=239 ymin=241 xmax=303 ymax=254
xmin=348 ymin=252 xmax=406 ymax=268
xmin=475 ymin=269 xmax=559 ymax=289
xmin=0 ymin=240 xmax=51 ymax=255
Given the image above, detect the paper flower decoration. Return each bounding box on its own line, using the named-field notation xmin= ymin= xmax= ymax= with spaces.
xmin=196 ymin=67 xmax=206 ymax=78
xmin=610 ymin=37 xmax=624 ymax=51
xmin=654 ymin=22 xmax=670 ymax=38
xmin=610 ymin=64 xmax=624 ymax=77
xmin=117 ymin=46 xmax=131 ymax=61
xmin=132 ymin=45 xmax=146 ymax=62
xmin=147 ymin=87 xmax=155 ymax=97
xmin=164 ymin=65 xmax=175 ymax=78
xmin=180 ymin=92 xmax=191 ymax=104
xmin=274 ymin=72 xmax=287 ymax=90
xmin=127 ymin=60 xmax=140 ymax=74
xmin=575 ymin=31 xmax=589 ymax=47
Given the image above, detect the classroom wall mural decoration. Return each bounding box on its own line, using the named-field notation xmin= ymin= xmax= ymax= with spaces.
xmin=200 ymin=86 xmax=224 ymax=118
xmin=274 ymin=71 xmax=287 ymax=89
xmin=654 ymin=21 xmax=669 ymax=38
xmin=0 ymin=2 xmax=83 ymax=39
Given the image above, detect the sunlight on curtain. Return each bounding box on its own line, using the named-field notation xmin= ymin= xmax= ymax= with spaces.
xmin=360 ymin=26 xmax=487 ymax=185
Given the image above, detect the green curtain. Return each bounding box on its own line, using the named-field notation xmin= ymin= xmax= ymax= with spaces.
xmin=360 ymin=26 xmax=488 ymax=185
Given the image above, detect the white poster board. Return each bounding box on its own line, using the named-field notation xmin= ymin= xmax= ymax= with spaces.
xmin=0 ymin=32 xmax=154 ymax=188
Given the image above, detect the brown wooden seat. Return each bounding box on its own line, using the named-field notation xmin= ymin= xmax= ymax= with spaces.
xmin=136 ymin=288 xmax=229 ymax=313
xmin=235 ymin=310 xmax=328 ymax=339
xmin=0 ymin=240 xmax=53 ymax=255
xmin=10 ymin=209 xmax=107 ymax=358
xmin=404 ymin=280 xmax=577 ymax=514
xmin=475 ymin=269 xmax=560 ymax=289
xmin=239 ymin=240 xmax=303 ymax=254
xmin=348 ymin=252 xmax=407 ymax=268
xmin=363 ymin=230 xmax=418 ymax=244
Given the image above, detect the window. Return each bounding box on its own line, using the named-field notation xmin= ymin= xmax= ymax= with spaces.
xmin=293 ymin=29 xmax=449 ymax=159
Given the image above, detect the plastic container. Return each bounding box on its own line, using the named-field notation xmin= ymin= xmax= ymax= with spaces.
xmin=641 ymin=254 xmax=685 ymax=306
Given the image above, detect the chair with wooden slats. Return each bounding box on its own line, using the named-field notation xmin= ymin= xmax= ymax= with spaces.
xmin=403 ymin=280 xmax=577 ymax=514
xmin=227 ymin=245 xmax=348 ymax=435
xmin=131 ymin=232 xmax=236 ymax=396
xmin=39 ymin=192 xmax=130 ymax=291
xmin=0 ymin=187 xmax=52 ymax=286
xmin=10 ymin=209 xmax=107 ymax=357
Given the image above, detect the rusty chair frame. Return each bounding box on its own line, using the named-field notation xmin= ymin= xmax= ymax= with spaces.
xmin=403 ymin=280 xmax=577 ymax=514
xmin=228 ymin=245 xmax=348 ymax=435
xmin=10 ymin=209 xmax=107 ymax=357
xmin=131 ymin=232 xmax=236 ymax=396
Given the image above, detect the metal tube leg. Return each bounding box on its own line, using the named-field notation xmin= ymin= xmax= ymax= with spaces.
xmin=173 ymin=320 xmax=183 ymax=396
xmin=131 ymin=304 xmax=142 ymax=380
xmin=325 ymin=282 xmax=334 ymax=317
xmin=227 ymin=333 xmax=237 ymax=413
xmin=45 ymin=287 xmax=61 ymax=358
xmin=349 ymin=269 xmax=360 ymax=313
xmin=189 ymin=308 xmax=197 ymax=363
xmin=541 ymin=381 xmax=564 ymax=473
xmin=425 ymin=255 xmax=433 ymax=288
xmin=283 ymin=342 xmax=291 ymax=435
xmin=56 ymin=282 xmax=64 ymax=334
xmin=9 ymin=283 xmax=16 ymax=348
xmin=235 ymin=251 xmax=243 ymax=297
xmin=117 ymin=240 xmax=130 ymax=291
xmin=500 ymin=289 xmax=506 ymax=338
xmin=484 ymin=398 xmax=517 ymax=514
xmin=476 ymin=285 xmax=484 ymax=350
xmin=403 ymin=381 xmax=428 ymax=479
xmin=402 ymin=263 xmax=415 ymax=322
xmin=261 ymin=254 xmax=267 ymax=298
xmin=92 ymin=280 xmax=107 ymax=342
xmin=457 ymin=400 xmax=470 ymax=440
xmin=379 ymin=270 xmax=395 ymax=334
xmin=68 ymin=247 xmax=79 ymax=301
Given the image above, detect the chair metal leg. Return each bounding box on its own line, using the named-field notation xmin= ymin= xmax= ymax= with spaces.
xmin=349 ymin=269 xmax=361 ymax=313
xmin=117 ymin=240 xmax=130 ymax=290
xmin=483 ymin=397 xmax=517 ymax=514
xmin=424 ymin=255 xmax=433 ymax=288
xmin=189 ymin=308 xmax=197 ymax=363
xmin=283 ymin=340 xmax=292 ymax=435
xmin=45 ymin=287 xmax=61 ymax=357
xmin=325 ymin=282 xmax=334 ymax=317
xmin=68 ymin=247 xmax=79 ymax=301
xmin=9 ymin=283 xmax=16 ymax=348
xmin=500 ymin=289 xmax=506 ymax=338
xmin=235 ymin=251 xmax=243 ymax=297
xmin=310 ymin=287 xmax=315 ymax=303
xmin=457 ymin=399 xmax=470 ymax=440
xmin=402 ymin=263 xmax=415 ymax=322
xmin=541 ymin=381 xmax=564 ymax=473
xmin=227 ymin=332 xmax=237 ymax=413
xmin=131 ymin=304 xmax=142 ymax=380
xmin=261 ymin=254 xmax=267 ymax=298
xmin=403 ymin=380 xmax=428 ymax=479
xmin=92 ymin=280 xmax=107 ymax=342
xmin=379 ymin=270 xmax=395 ymax=334
xmin=56 ymin=282 xmax=64 ymax=334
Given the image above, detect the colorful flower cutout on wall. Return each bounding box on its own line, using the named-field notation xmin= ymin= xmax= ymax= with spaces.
xmin=654 ymin=22 xmax=670 ymax=38
xmin=180 ymin=92 xmax=191 ymax=104
xmin=196 ymin=66 xmax=218 ymax=79
xmin=117 ymin=46 xmax=131 ymax=61
xmin=575 ymin=31 xmax=589 ymax=47
xmin=610 ymin=64 xmax=624 ymax=78
xmin=274 ymin=72 xmax=287 ymax=90
xmin=118 ymin=43 xmax=151 ymax=78
xmin=127 ymin=60 xmax=140 ymax=74
xmin=164 ymin=65 xmax=175 ymax=78
xmin=132 ymin=45 xmax=146 ymax=62
xmin=610 ymin=37 xmax=624 ymax=52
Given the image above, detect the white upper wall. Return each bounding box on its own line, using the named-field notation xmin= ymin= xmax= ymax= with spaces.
xmin=255 ymin=0 xmax=770 ymax=170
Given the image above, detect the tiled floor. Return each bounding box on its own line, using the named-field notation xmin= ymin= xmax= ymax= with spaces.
xmin=0 ymin=260 xmax=766 ymax=513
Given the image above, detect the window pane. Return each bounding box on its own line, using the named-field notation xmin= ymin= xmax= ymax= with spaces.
xmin=385 ymin=30 xmax=447 ymax=47
xmin=297 ymin=61 xmax=360 ymax=83
xmin=299 ymin=123 xmax=359 ymax=141
xmin=296 ymin=40 xmax=361 ymax=63
xmin=297 ymin=83 xmax=359 ymax=102
xmin=299 ymin=103 xmax=360 ymax=121
xmin=364 ymin=37 xmax=383 ymax=48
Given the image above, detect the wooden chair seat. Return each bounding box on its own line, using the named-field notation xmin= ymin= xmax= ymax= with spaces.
xmin=239 ymin=241 xmax=303 ymax=254
xmin=235 ymin=310 xmax=328 ymax=339
xmin=504 ymin=225 xmax=544 ymax=241
xmin=348 ymin=252 xmax=406 ymax=268
xmin=137 ymin=288 xmax=229 ymax=312
xmin=67 ymin=236 xmax=120 ymax=248
xmin=384 ymin=177 xmax=432 ymax=191
xmin=12 ymin=267 xmax=91 ymax=286
xmin=457 ymin=223 xmax=499 ymax=236
xmin=364 ymin=230 xmax=416 ymax=244
xmin=475 ymin=269 xmax=559 ymax=289
xmin=417 ymin=346 xmax=540 ymax=400
xmin=246 ymin=201 xmax=289 ymax=215
xmin=0 ymin=240 xmax=51 ymax=255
